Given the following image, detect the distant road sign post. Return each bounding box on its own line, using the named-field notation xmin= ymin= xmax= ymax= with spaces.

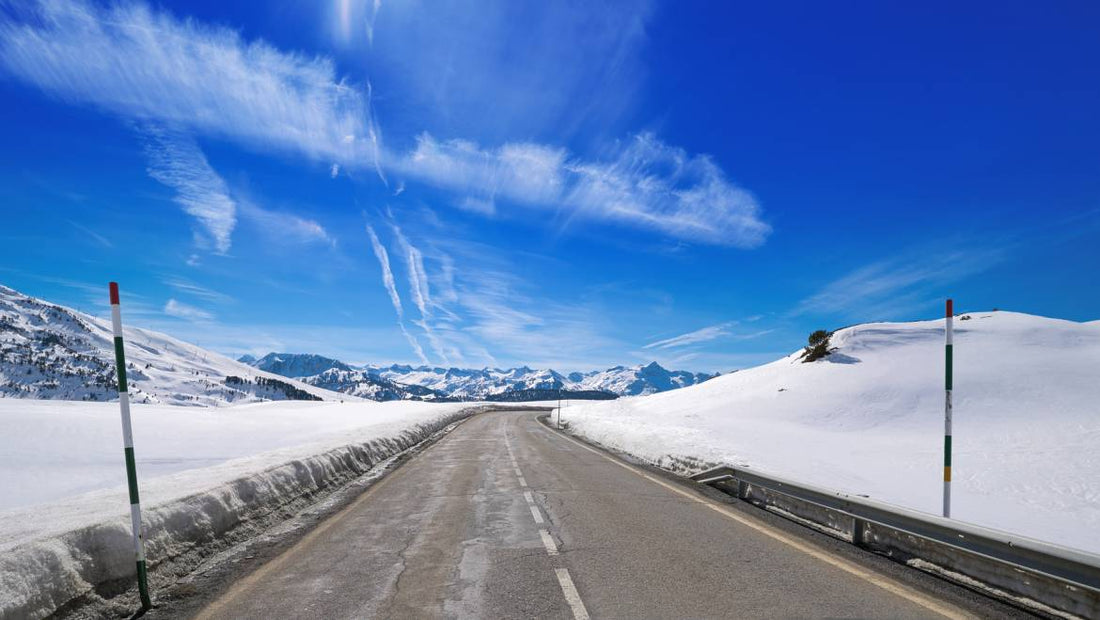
xmin=557 ymin=390 xmax=562 ymax=429
xmin=110 ymin=282 xmax=152 ymax=611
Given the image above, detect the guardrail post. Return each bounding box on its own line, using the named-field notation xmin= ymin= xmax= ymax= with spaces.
xmin=852 ymin=518 xmax=867 ymax=547
xmin=737 ymin=479 xmax=750 ymax=500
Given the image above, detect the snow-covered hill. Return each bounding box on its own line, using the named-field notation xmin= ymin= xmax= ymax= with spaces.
xmin=563 ymin=311 xmax=1100 ymax=554
xmin=0 ymin=284 xmax=348 ymax=406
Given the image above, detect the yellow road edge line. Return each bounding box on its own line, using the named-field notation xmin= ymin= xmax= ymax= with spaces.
xmin=546 ymin=424 xmax=976 ymax=620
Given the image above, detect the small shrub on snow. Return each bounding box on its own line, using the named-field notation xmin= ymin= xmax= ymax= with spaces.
xmin=801 ymin=329 xmax=833 ymax=363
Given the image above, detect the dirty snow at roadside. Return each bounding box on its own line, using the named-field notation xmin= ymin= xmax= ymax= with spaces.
xmin=563 ymin=311 xmax=1100 ymax=555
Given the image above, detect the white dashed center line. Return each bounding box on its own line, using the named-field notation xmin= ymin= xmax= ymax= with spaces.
xmin=539 ymin=529 xmax=559 ymax=556
xmin=508 ymin=426 xmax=591 ymax=620
xmin=529 ymin=504 xmax=545 ymax=524
xmin=555 ymin=568 xmax=591 ymax=620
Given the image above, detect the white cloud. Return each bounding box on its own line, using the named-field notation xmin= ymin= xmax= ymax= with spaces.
xmin=363 ymin=0 xmax=653 ymax=141
xmin=238 ymin=201 xmax=335 ymax=247
xmin=397 ymin=322 xmax=428 ymax=365
xmin=366 ymin=225 xmax=428 ymax=364
xmin=0 ymin=0 xmax=771 ymax=249
xmin=0 ymin=0 xmax=373 ymax=165
xmin=392 ymin=132 xmax=770 ymax=248
xmin=330 ymin=163 xmax=341 ymax=178
xmin=164 ymin=298 xmax=213 ymax=321
xmin=66 ymin=220 xmax=113 ymax=248
xmin=365 ymin=226 xmax=402 ymax=317
xmin=142 ymin=127 xmax=236 ymax=254
xmin=644 ymin=322 xmax=737 ymax=350
xmin=163 ymin=278 xmax=234 ymax=304
xmin=143 ymin=126 xmax=333 ymax=253
xmin=390 ymin=224 xmax=449 ymax=363
xmin=794 ymin=245 xmax=1006 ymax=319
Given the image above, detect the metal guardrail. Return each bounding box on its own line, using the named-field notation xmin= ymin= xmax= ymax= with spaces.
xmin=691 ymin=465 xmax=1100 ymax=619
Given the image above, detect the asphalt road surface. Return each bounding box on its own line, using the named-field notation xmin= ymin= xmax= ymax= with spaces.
xmin=194 ymin=410 xmax=1018 ymax=619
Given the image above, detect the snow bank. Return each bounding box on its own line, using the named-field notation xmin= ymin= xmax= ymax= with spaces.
xmin=0 ymin=399 xmax=473 ymax=619
xmin=563 ymin=311 xmax=1100 ymax=554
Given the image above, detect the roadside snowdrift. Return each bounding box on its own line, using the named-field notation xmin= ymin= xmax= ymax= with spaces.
xmin=0 ymin=400 xmax=472 ymax=619
xmin=563 ymin=311 xmax=1100 ymax=554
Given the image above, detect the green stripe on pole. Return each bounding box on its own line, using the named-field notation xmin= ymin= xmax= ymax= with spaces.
xmin=137 ymin=560 xmax=151 ymax=609
xmin=943 ymin=436 xmax=952 ymax=466
xmin=114 ymin=337 xmax=128 ymax=392
xmin=945 ymin=344 xmax=953 ymax=391
xmin=124 ymin=447 xmax=141 ymax=504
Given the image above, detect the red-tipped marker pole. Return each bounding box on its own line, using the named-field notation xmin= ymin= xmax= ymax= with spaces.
xmin=943 ymin=299 xmax=954 ymax=518
xmin=109 ymin=283 xmax=152 ymax=610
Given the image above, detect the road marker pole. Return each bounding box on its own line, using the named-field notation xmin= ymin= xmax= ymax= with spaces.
xmin=943 ymin=298 xmax=953 ymax=518
xmin=109 ymin=282 xmax=152 ymax=610
xmin=557 ymin=391 xmax=562 ymax=429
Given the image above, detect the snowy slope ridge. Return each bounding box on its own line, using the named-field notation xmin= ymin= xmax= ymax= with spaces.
xmin=564 ymin=311 xmax=1100 ymax=554
xmin=0 ymin=284 xmax=349 ymax=406
xmin=0 ymin=400 xmax=474 ymax=619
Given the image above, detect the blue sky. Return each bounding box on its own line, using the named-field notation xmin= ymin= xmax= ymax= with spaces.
xmin=1 ymin=0 xmax=1098 ymax=372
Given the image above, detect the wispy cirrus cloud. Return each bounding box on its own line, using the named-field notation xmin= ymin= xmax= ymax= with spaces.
xmin=163 ymin=278 xmax=234 ymax=305
xmin=238 ymin=201 xmax=335 ymax=248
xmin=143 ymin=126 xmax=335 ymax=254
xmin=163 ymin=298 xmax=213 ymax=321
xmin=390 ymin=223 xmax=451 ymax=363
xmin=142 ymin=127 xmax=237 ymax=254
xmin=644 ymin=322 xmax=775 ymax=350
xmin=392 ymin=132 xmax=770 ymax=248
xmin=365 ymin=225 xmax=428 ymax=364
xmin=365 ymin=226 xmax=402 ymax=317
xmin=644 ymin=322 xmax=737 ymax=350
xmin=0 ymin=0 xmax=772 ymax=251
xmin=0 ymin=0 xmax=373 ymax=165
xmin=66 ymin=220 xmax=113 ymax=248
xmin=794 ymin=244 xmax=1007 ymax=319
xmin=363 ymin=0 xmax=652 ymax=141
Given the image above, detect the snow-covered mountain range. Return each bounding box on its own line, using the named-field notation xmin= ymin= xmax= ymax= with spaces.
xmin=0 ymin=285 xmax=347 ymax=406
xmin=0 ymin=283 xmax=713 ymax=405
xmin=245 ymin=354 xmax=715 ymax=400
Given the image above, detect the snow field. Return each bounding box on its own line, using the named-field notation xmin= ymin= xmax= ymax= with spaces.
xmin=563 ymin=312 xmax=1100 ymax=555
